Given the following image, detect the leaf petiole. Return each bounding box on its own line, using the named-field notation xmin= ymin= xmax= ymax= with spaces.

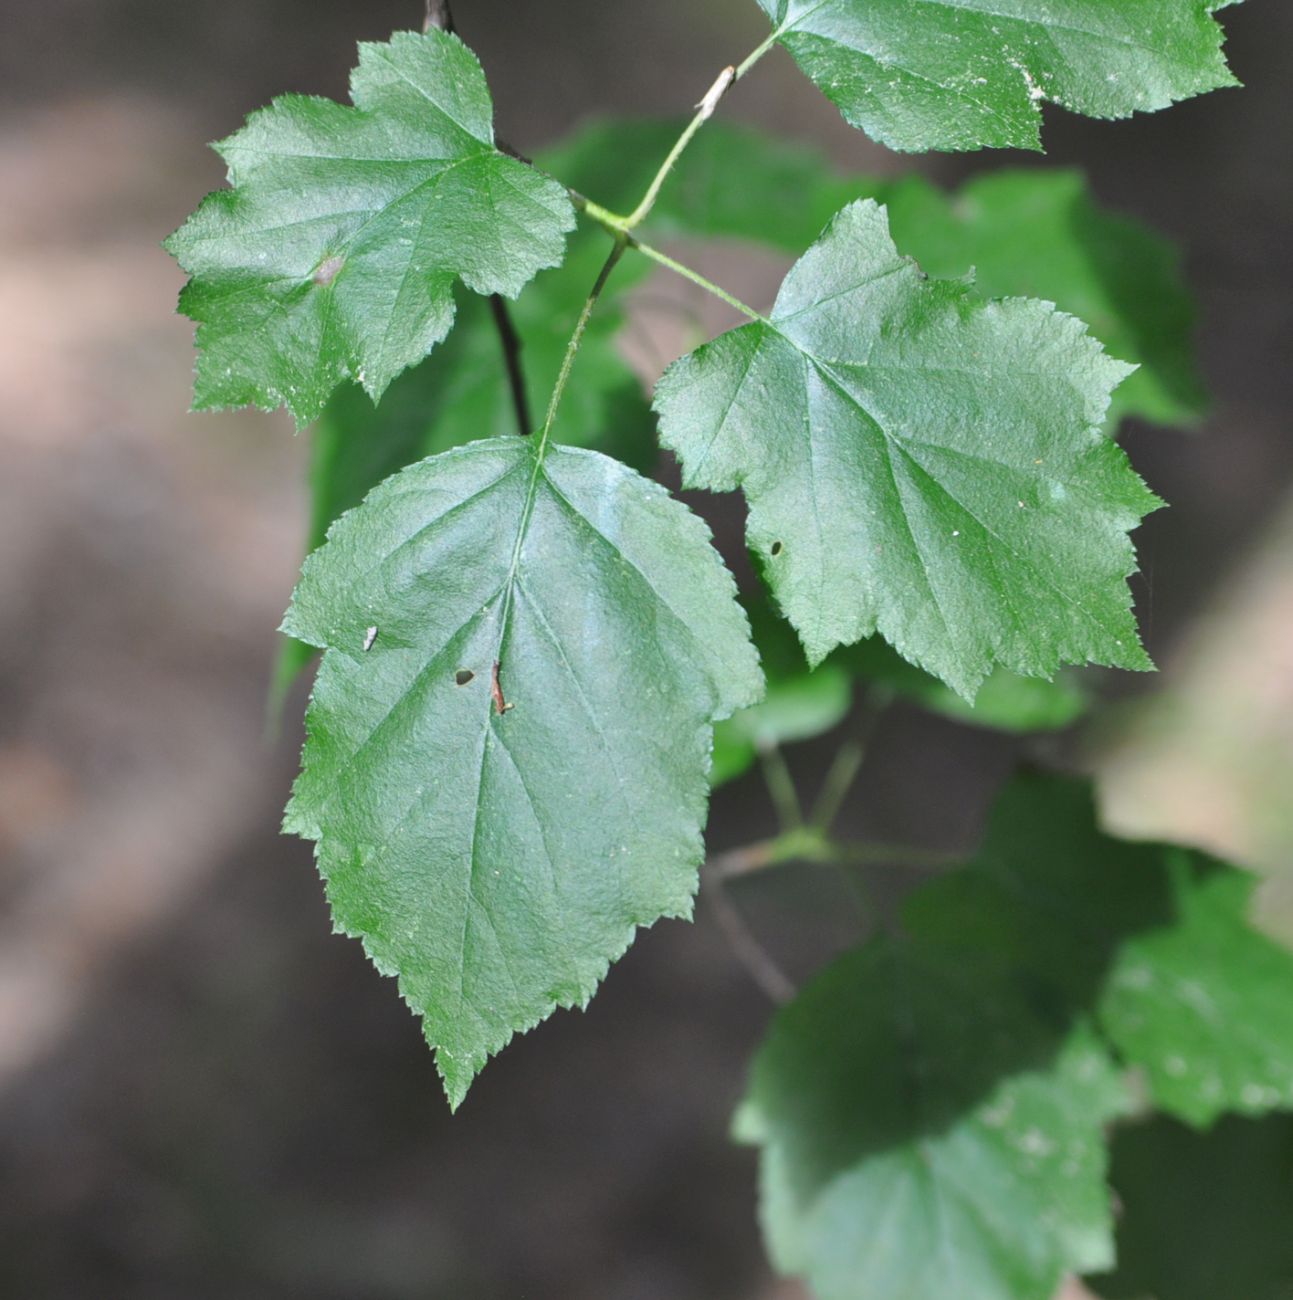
xmin=621 ymin=65 xmax=736 ymax=231
xmin=571 ymin=192 xmax=768 ymax=321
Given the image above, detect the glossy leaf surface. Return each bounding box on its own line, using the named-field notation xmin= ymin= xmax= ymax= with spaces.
xmin=754 ymin=0 xmax=1239 ymax=152
xmin=284 ymin=439 xmax=761 ymax=1105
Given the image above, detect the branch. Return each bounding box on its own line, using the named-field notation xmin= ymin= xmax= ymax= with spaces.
xmin=708 ymin=829 xmax=962 ymax=882
xmin=701 ymin=869 xmax=795 ymax=1005
xmin=809 ymin=686 xmax=894 ymax=832
xmin=423 ymin=0 xmax=455 ymax=33
xmin=488 ymin=293 xmax=533 ymax=436
xmin=760 ymin=741 xmax=803 ymax=831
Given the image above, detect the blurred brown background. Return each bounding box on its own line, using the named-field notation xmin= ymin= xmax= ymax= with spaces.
xmin=0 ymin=2 xmax=1290 ymax=1297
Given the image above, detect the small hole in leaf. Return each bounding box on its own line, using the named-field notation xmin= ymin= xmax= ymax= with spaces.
xmin=770 ymin=541 xmax=783 ymax=557
xmin=455 ymin=670 xmax=475 ymax=686
xmin=313 ymin=255 xmax=345 ymax=288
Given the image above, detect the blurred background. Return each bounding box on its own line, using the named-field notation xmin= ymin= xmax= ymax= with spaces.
xmin=0 ymin=1 xmax=1289 ymax=1297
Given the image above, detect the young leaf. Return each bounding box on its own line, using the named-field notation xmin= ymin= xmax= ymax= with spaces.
xmin=735 ymin=940 xmax=1130 ymax=1300
xmin=753 ymin=0 xmax=1240 ymax=153
xmin=165 ymin=30 xmax=575 ymax=426
xmin=654 ymin=199 xmax=1158 ymax=698
xmin=283 ymin=439 xmax=762 ymax=1106
xmin=907 ymin=775 xmax=1293 ymax=1126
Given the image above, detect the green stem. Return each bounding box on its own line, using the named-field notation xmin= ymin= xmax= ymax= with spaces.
xmin=586 ymin=25 xmax=780 ymax=235
xmin=810 ymin=740 xmax=866 ymax=833
xmin=499 ymin=238 xmax=627 ymax=635
xmin=573 ymin=198 xmax=767 ymax=322
xmin=625 ymin=234 xmax=770 ymax=322
xmin=622 ymin=65 xmax=736 ymax=230
xmin=709 ymin=829 xmax=960 ymax=881
xmin=736 ymin=28 xmax=782 ymax=79
xmin=532 ymin=237 xmax=627 ymax=456
xmin=809 ymin=687 xmax=895 ymax=831
xmin=760 ymin=742 xmax=803 ymax=831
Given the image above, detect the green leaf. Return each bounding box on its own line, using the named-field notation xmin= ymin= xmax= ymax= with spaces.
xmin=654 ymin=199 xmax=1158 ymax=698
xmin=272 ymin=172 xmax=658 ymax=699
xmin=908 ymin=775 xmax=1293 ymax=1127
xmin=735 ymin=938 xmax=1130 ymax=1300
xmin=555 ymin=119 xmax=1205 ymax=429
xmin=738 ymin=773 xmax=1293 ymax=1298
xmin=880 ymin=170 xmax=1206 ymax=427
xmin=306 ymin=243 xmax=656 ymax=554
xmin=754 ymin=0 xmax=1240 ymax=153
xmin=843 ymin=637 xmax=1089 ymax=732
xmin=542 ymin=118 xmax=864 ymax=253
xmin=1088 ymin=1114 xmax=1293 ymax=1300
xmin=165 ymin=30 xmax=575 ymax=426
xmin=283 ymin=438 xmax=762 ymax=1106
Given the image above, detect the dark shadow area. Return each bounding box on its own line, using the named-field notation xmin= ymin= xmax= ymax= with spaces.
xmin=1088 ymin=1113 xmax=1293 ymax=1300
xmin=745 ymin=776 xmax=1193 ymax=1194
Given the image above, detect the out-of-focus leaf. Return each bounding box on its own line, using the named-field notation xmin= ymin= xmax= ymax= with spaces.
xmin=843 ymin=636 xmax=1089 ymax=733
xmin=1088 ymin=1114 xmax=1293 ymax=1300
xmin=909 ymin=776 xmax=1293 ymax=1126
xmin=739 ymin=772 xmax=1293 ymax=1298
xmin=736 ymin=938 xmax=1129 ymax=1300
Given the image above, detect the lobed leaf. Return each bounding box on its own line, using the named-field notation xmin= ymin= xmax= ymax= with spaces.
xmin=165 ymin=30 xmax=575 ymax=426
xmin=754 ymin=0 xmax=1240 ymax=153
xmin=655 ymin=199 xmax=1159 ymax=698
xmin=736 ymin=940 xmax=1130 ymax=1300
xmin=284 ymin=439 xmax=761 ymax=1106
xmin=908 ymin=775 xmax=1293 ymax=1126
xmin=880 ymin=169 xmax=1206 ymax=427
xmin=556 ymin=119 xmax=1205 ymax=428
xmin=740 ymin=773 xmax=1293 ymax=1298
